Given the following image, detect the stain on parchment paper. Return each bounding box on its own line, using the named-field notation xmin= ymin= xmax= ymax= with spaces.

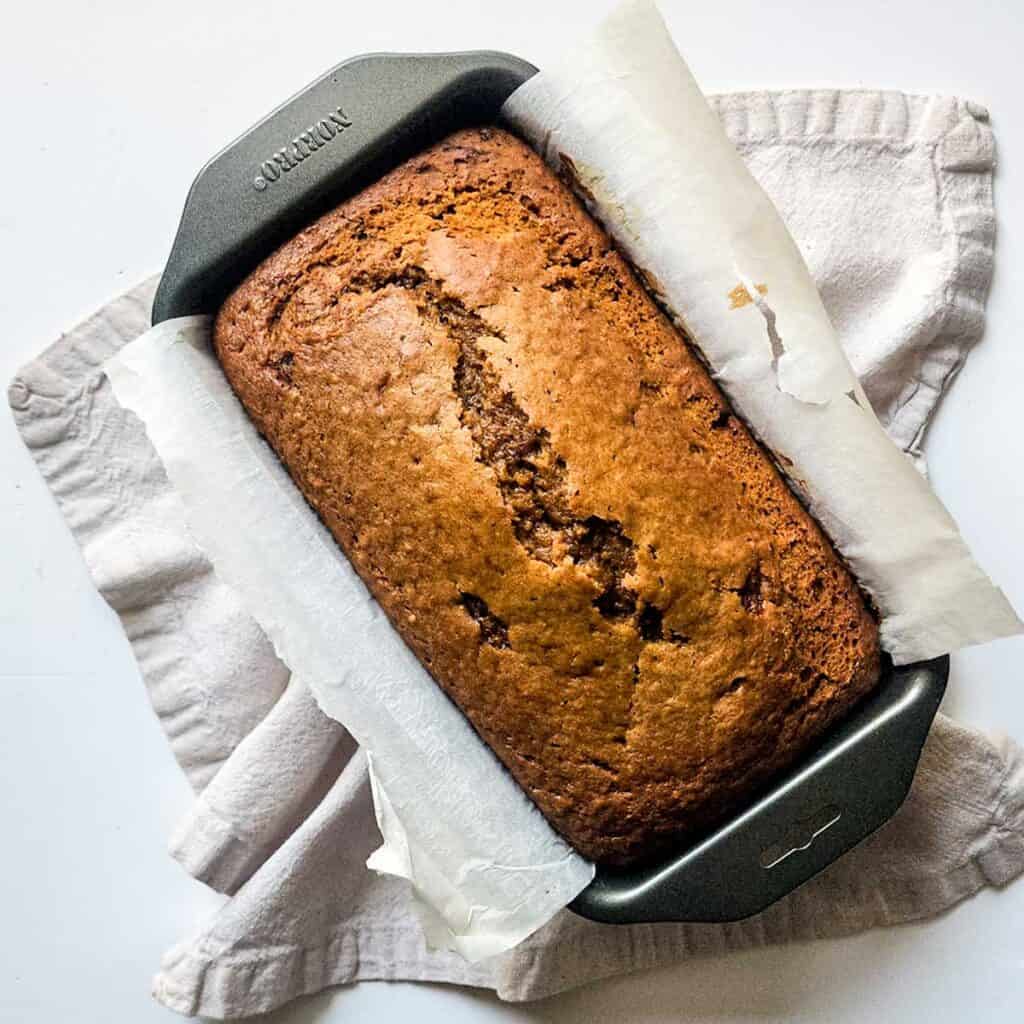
xmin=728 ymin=282 xmax=768 ymax=310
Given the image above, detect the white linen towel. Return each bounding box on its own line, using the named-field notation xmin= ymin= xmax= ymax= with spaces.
xmin=9 ymin=87 xmax=1024 ymax=1019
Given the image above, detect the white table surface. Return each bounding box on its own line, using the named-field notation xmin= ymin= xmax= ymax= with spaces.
xmin=3 ymin=1 xmax=1023 ymax=1021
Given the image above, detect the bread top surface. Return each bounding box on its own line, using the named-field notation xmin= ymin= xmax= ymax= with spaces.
xmin=215 ymin=126 xmax=880 ymax=865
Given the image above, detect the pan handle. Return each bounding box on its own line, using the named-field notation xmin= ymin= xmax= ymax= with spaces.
xmin=152 ymin=51 xmax=537 ymax=324
xmin=571 ymin=657 xmax=949 ymax=924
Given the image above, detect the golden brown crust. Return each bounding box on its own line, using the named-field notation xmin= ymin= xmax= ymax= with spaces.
xmin=214 ymin=127 xmax=880 ymax=865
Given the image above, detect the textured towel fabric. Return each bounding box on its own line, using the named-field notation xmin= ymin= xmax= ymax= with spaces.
xmin=8 ymin=89 xmax=1024 ymax=1020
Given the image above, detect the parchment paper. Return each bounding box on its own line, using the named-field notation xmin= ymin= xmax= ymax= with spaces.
xmin=503 ymin=0 xmax=1021 ymax=663
xmin=105 ymin=0 xmax=1021 ymax=963
xmin=105 ymin=317 xmax=593 ymax=961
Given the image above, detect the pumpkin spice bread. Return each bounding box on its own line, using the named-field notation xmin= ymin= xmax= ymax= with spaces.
xmin=214 ymin=126 xmax=880 ymax=866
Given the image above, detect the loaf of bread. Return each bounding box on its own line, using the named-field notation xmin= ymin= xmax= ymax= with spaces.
xmin=214 ymin=127 xmax=880 ymax=865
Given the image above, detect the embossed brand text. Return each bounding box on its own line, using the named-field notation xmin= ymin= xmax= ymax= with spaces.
xmin=253 ymin=107 xmax=354 ymax=191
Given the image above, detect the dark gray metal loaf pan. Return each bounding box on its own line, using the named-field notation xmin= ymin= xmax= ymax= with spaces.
xmin=152 ymin=50 xmax=950 ymax=924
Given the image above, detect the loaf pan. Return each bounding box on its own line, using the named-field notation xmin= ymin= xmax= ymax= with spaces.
xmin=152 ymin=50 xmax=950 ymax=923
